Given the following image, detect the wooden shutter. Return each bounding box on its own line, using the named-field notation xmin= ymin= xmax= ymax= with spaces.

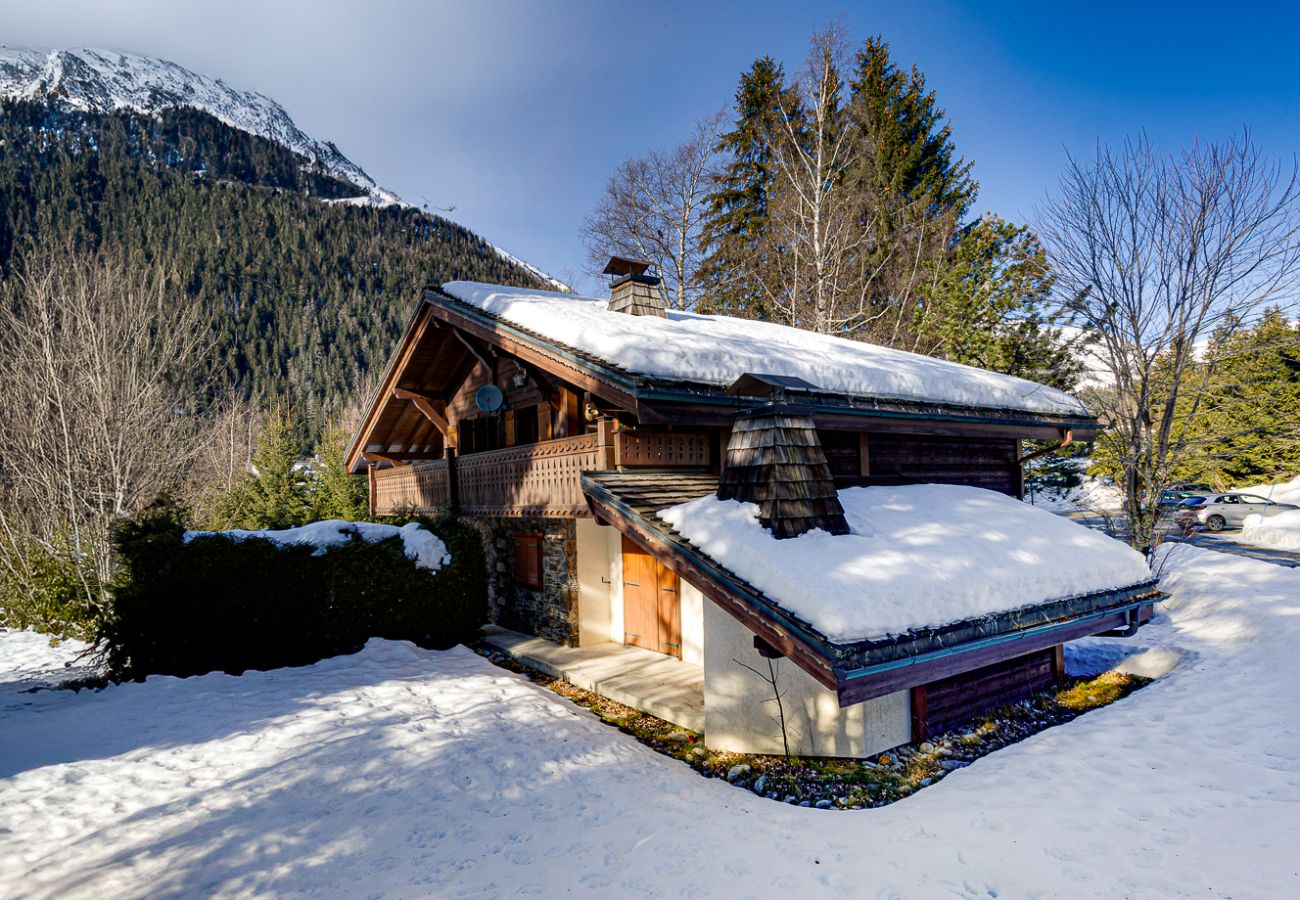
xmin=512 ymin=533 xmax=542 ymax=588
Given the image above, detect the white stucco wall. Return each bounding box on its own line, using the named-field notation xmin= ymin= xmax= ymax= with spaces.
xmin=575 ymin=518 xmax=613 ymax=647
xmin=702 ymin=598 xmax=911 ymax=758
xmin=679 ymin=582 xmax=705 ymax=667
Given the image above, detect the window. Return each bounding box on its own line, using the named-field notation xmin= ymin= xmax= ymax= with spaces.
xmin=461 ymin=415 xmax=503 ymax=454
xmin=512 ymin=533 xmax=543 ymax=588
xmin=514 ymin=404 xmax=540 ymax=445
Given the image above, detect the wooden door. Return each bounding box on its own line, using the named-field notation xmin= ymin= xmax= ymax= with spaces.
xmin=621 ymin=537 xmax=681 ymax=658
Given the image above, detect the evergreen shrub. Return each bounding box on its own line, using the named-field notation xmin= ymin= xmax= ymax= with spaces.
xmin=0 ymin=539 xmax=103 ymax=640
xmin=103 ymin=501 xmax=487 ymax=680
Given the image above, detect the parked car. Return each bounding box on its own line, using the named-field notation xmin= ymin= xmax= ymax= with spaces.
xmin=1175 ymin=493 xmax=1300 ymax=532
xmin=1158 ymin=485 xmax=1215 ymax=508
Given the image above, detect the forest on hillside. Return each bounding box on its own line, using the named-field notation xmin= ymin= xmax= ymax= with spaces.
xmin=0 ymin=99 xmax=543 ymax=440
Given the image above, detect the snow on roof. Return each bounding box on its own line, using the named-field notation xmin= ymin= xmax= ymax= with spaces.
xmin=658 ymin=483 xmax=1152 ymax=642
xmin=441 ymin=281 xmax=1089 ymax=417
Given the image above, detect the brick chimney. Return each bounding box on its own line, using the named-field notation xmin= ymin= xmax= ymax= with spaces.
xmin=603 ymin=256 xmax=666 ymax=318
xmin=717 ymin=375 xmax=850 ymax=540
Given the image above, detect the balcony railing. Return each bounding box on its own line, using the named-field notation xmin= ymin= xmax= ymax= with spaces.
xmin=370 ymin=429 xmax=710 ymax=518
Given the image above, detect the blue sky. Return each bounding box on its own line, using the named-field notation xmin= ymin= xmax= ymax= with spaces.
xmin=3 ymin=0 xmax=1297 ymax=291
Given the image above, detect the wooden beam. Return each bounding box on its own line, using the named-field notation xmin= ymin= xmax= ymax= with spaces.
xmin=393 ymin=388 xmax=449 ymax=434
xmin=423 ymin=292 xmax=639 ymax=410
xmin=363 ymin=451 xmax=444 ymax=464
xmin=346 ymin=303 xmax=438 ymax=472
xmin=453 ymin=328 xmax=496 ymax=373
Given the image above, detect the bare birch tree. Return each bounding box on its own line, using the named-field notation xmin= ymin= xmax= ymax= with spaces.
xmin=762 ymin=25 xmax=861 ymax=335
xmin=761 ymin=25 xmax=953 ymax=339
xmin=0 ymin=251 xmax=210 ymax=629
xmin=1039 ymin=133 xmax=1300 ymax=552
xmin=583 ymin=112 xmax=724 ymax=310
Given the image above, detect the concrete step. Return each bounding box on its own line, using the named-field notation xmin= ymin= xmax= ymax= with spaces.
xmin=482 ymin=625 xmax=705 ymax=732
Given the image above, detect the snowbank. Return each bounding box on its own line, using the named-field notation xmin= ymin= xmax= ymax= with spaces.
xmin=2 ymin=546 xmax=1299 ymax=897
xmin=1241 ymin=509 xmax=1300 ymax=551
xmin=1025 ymin=474 xmax=1124 ymax=514
xmin=1237 ymin=473 xmax=1300 ymax=507
xmin=442 ymin=281 xmax=1088 ymax=416
xmin=183 ymin=520 xmax=450 ymax=572
xmin=659 ymin=484 xmax=1152 ymax=641
xmin=0 ymin=629 xmax=95 ymax=700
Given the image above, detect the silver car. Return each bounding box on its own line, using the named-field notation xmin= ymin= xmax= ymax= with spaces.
xmin=1176 ymin=493 xmax=1300 ymax=532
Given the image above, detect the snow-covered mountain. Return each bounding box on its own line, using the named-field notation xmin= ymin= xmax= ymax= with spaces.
xmin=0 ymin=45 xmax=568 ymax=290
xmin=0 ymin=46 xmax=400 ymax=203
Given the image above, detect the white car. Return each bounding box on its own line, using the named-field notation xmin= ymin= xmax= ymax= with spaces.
xmin=1176 ymin=493 xmax=1300 ymax=532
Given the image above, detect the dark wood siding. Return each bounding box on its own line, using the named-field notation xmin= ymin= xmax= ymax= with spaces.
xmin=859 ymin=432 xmax=1019 ymax=496
xmin=819 ymin=430 xmax=861 ymax=478
xmin=911 ymin=646 xmax=1059 ymax=739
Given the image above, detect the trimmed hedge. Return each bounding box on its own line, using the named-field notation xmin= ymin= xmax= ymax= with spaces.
xmin=103 ymin=502 xmax=487 ymax=679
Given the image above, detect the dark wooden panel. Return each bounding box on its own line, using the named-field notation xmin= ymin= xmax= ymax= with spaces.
xmin=819 ymin=429 xmax=861 ymax=478
xmin=914 ymin=647 xmax=1059 ymax=738
xmin=865 ymin=432 xmax=1020 ymax=496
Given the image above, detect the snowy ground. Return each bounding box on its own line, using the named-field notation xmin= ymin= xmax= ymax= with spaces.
xmin=0 ymin=629 xmax=96 ymax=703
xmin=1025 ymin=474 xmax=1124 ymax=515
xmin=2 ymin=547 xmax=1299 ymax=897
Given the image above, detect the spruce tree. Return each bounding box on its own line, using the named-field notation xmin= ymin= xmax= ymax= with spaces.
xmin=312 ymin=422 xmax=369 ymax=521
xmin=846 ymin=35 xmax=976 ymax=222
xmin=697 ymin=56 xmax=789 ymax=319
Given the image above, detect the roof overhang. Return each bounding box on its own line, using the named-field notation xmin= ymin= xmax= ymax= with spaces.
xmin=581 ymin=471 xmax=1162 ymax=708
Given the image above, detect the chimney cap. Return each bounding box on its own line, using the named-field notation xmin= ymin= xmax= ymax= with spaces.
xmin=726 ymin=372 xmax=822 ymax=398
xmin=603 ymin=255 xmax=654 ymax=278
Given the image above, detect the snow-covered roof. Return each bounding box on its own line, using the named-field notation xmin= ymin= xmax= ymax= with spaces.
xmin=658 ymin=483 xmax=1152 ymax=642
xmin=441 ymin=281 xmax=1089 ymax=417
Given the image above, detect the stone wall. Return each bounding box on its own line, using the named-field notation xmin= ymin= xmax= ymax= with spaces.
xmin=472 ymin=516 xmax=579 ymax=646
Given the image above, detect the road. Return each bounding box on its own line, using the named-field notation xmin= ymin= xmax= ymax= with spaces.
xmin=1059 ymin=510 xmax=1300 ymax=569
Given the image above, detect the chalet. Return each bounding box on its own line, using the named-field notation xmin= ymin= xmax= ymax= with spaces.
xmin=347 ymin=259 xmax=1159 ymax=757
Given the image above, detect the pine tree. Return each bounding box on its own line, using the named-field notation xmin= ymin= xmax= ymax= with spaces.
xmin=697 ymin=57 xmax=789 ymax=319
xmin=216 ymin=406 xmax=313 ymax=529
xmin=914 ymin=215 xmax=1078 ymax=389
xmin=1169 ymin=309 xmax=1300 ymax=485
xmin=844 ymin=35 xmax=978 ymax=346
xmin=312 ymin=422 xmax=369 ymax=521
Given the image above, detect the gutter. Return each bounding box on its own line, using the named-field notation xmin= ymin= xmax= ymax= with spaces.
xmin=837 ymin=598 xmax=1156 ymax=684
xmin=635 ymin=384 xmax=1097 ymax=433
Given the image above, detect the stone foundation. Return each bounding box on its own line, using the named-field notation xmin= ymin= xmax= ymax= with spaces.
xmin=472 ymin=516 xmax=579 ymax=646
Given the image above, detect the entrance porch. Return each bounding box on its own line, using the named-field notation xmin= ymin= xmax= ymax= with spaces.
xmin=482 ymin=624 xmax=704 ymax=732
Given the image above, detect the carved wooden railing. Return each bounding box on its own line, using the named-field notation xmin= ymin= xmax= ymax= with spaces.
xmin=456 ymin=433 xmax=602 ymax=516
xmin=370 ymin=429 xmax=711 ymax=517
xmin=372 ymin=458 xmax=451 ymax=515
xmin=615 ymin=430 xmax=710 ymax=468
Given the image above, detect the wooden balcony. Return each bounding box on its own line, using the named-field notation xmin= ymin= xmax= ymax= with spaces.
xmin=369 ymin=429 xmax=710 ymax=518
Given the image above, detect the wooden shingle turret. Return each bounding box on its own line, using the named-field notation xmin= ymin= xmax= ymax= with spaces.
xmin=717 ymin=374 xmax=850 ymax=540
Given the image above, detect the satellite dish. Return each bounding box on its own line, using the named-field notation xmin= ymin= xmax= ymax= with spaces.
xmin=475 ymin=384 xmax=505 ymax=414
